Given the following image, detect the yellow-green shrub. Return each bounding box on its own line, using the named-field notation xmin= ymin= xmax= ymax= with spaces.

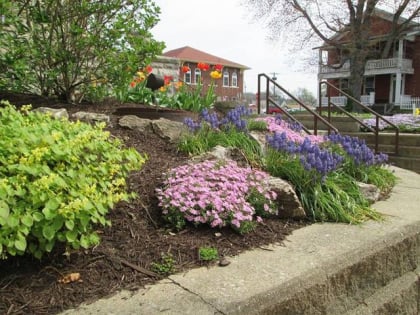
xmin=0 ymin=102 xmax=146 ymax=259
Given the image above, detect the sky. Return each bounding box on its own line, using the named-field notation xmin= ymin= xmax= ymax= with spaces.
xmin=151 ymin=0 xmax=319 ymax=97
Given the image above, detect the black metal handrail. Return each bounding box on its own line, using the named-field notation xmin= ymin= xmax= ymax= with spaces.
xmin=257 ymin=73 xmax=338 ymax=135
xmin=319 ymin=81 xmax=399 ymax=155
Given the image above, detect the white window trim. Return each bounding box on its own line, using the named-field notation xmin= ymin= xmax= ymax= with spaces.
xmin=184 ymin=70 xmax=191 ymax=84
xmin=194 ymin=68 xmax=201 ymax=85
xmin=231 ymin=72 xmax=238 ymax=87
xmin=223 ymin=70 xmax=229 ymax=87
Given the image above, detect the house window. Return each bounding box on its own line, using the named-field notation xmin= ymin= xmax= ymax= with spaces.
xmin=231 ymin=72 xmax=238 ymax=87
xmin=223 ymin=70 xmax=229 ymax=87
xmin=364 ymin=77 xmax=375 ymax=95
xmin=339 ymin=78 xmax=349 ymax=93
xmin=194 ymin=68 xmax=201 ymax=84
xmin=184 ymin=69 xmax=191 ymax=84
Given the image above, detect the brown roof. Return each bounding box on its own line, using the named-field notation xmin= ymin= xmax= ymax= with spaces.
xmin=162 ymin=46 xmax=250 ymax=70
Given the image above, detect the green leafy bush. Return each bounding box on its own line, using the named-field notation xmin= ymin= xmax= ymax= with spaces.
xmin=198 ymin=247 xmax=219 ymax=261
xmin=150 ymin=253 xmax=175 ymax=275
xmin=0 ymin=102 xmax=146 ymax=259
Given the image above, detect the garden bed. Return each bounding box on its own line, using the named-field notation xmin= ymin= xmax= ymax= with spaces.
xmin=0 ymin=94 xmax=308 ymax=315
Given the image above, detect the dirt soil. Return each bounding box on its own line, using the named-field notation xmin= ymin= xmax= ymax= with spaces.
xmin=0 ymin=93 xmax=309 ymax=315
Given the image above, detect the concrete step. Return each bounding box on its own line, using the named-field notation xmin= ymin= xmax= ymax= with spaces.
xmin=377 ymin=144 xmax=420 ymax=157
xmin=350 ymin=132 xmax=420 ymax=147
xmin=342 ymin=133 xmax=420 ymax=173
xmin=388 ymin=156 xmax=420 ymax=173
xmin=345 ymin=268 xmax=420 ymax=315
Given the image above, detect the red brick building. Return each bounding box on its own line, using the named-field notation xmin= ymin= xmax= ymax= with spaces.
xmin=162 ymin=46 xmax=249 ymax=102
xmin=317 ymin=9 xmax=420 ymax=109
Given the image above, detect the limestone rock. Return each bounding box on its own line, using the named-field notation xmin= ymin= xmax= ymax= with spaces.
xmin=249 ymin=130 xmax=268 ymax=153
xmin=33 ymin=107 xmax=69 ymax=120
xmin=151 ymin=118 xmax=186 ymax=143
xmin=267 ymin=176 xmax=306 ymax=219
xmin=191 ymin=145 xmax=249 ymax=167
xmin=118 ymin=115 xmax=152 ymax=132
xmin=72 ymin=111 xmax=110 ymax=124
xmin=357 ymin=182 xmax=380 ymax=204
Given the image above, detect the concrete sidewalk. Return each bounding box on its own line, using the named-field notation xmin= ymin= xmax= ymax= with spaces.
xmin=62 ymin=167 xmax=420 ymax=315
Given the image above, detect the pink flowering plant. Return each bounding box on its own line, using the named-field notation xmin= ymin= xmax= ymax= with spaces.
xmin=155 ymin=159 xmax=278 ymax=234
xmin=255 ymin=115 xmax=324 ymax=144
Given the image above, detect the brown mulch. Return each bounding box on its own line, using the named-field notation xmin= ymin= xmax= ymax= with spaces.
xmin=0 ymin=93 xmax=309 ymax=315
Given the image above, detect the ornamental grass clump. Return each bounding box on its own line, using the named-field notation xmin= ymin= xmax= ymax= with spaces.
xmin=156 ymin=160 xmax=277 ymax=234
xmin=325 ymin=133 xmax=395 ymax=192
xmin=0 ymin=102 xmax=146 ymax=259
xmin=265 ymin=124 xmax=381 ymax=223
xmin=181 ymin=106 xmax=263 ymax=166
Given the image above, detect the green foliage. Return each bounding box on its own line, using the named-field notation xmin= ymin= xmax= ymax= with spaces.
xmin=198 ymin=247 xmax=219 ymax=261
xmin=247 ymin=119 xmax=267 ymax=131
xmin=178 ymin=127 xmax=263 ymax=167
xmin=0 ymin=0 xmax=164 ymax=102
xmin=150 ymin=253 xmax=175 ymax=275
xmin=265 ymin=148 xmax=380 ymax=223
xmin=0 ymin=102 xmax=146 ymax=259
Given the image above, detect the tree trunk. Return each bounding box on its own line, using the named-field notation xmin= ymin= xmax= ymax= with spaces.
xmin=348 ymin=53 xmax=366 ymax=112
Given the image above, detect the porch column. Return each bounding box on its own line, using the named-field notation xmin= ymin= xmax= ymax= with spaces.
xmin=395 ymin=72 xmax=402 ymax=105
xmin=317 ymin=49 xmax=324 ymax=105
xmin=394 ymin=39 xmax=404 ymax=105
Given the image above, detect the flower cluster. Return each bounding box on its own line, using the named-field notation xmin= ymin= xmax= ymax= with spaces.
xmin=129 ymin=66 xmax=153 ymax=88
xmin=362 ymin=114 xmax=420 ymax=131
xmin=184 ymin=105 xmax=251 ymax=132
xmin=267 ymin=133 xmax=344 ymax=178
xmin=326 ymin=133 xmax=388 ymax=166
xmin=156 ymin=160 xmax=277 ymax=232
xmin=256 ymin=115 xmax=324 ymax=144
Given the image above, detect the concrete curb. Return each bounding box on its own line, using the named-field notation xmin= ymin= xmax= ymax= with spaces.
xmin=62 ymin=167 xmax=420 ymax=315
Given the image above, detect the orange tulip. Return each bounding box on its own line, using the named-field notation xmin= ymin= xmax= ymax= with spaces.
xmin=144 ymin=65 xmax=153 ymax=74
xmin=214 ymin=64 xmax=223 ymax=72
xmin=181 ymin=65 xmax=191 ymax=73
xmin=197 ymin=62 xmax=210 ymax=71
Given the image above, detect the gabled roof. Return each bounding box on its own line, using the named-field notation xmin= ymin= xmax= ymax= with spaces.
xmin=162 ymin=46 xmax=250 ymax=70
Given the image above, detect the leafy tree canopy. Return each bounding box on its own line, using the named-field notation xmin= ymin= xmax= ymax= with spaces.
xmin=0 ymin=0 xmax=165 ymax=103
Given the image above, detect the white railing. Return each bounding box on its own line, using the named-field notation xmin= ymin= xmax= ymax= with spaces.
xmin=360 ymin=92 xmax=375 ymax=106
xmin=321 ymin=96 xmax=347 ymax=106
xmin=365 ymin=58 xmax=413 ymax=72
xmin=320 ymin=61 xmax=350 ymax=74
xmin=320 ymin=58 xmax=413 ymax=75
xmin=399 ymin=95 xmax=420 ymax=110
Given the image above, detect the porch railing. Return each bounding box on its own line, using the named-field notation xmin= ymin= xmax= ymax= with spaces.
xmin=320 ymin=58 xmax=413 ymax=75
xmin=399 ymin=95 xmax=420 ymax=111
xmin=360 ymin=92 xmax=375 ymax=106
xmin=321 ymin=93 xmax=374 ymax=107
xmin=321 ymin=96 xmax=347 ymax=106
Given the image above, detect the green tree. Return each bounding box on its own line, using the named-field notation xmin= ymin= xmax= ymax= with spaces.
xmin=0 ymin=0 xmax=164 ymax=103
xmin=295 ymin=87 xmax=317 ymax=107
xmin=243 ymin=0 xmax=420 ymax=110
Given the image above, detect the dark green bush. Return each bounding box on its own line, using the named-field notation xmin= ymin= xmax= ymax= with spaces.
xmin=0 ymin=102 xmax=146 ymax=259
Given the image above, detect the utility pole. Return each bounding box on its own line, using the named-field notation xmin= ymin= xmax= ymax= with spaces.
xmin=270 ymin=72 xmax=278 ymax=99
